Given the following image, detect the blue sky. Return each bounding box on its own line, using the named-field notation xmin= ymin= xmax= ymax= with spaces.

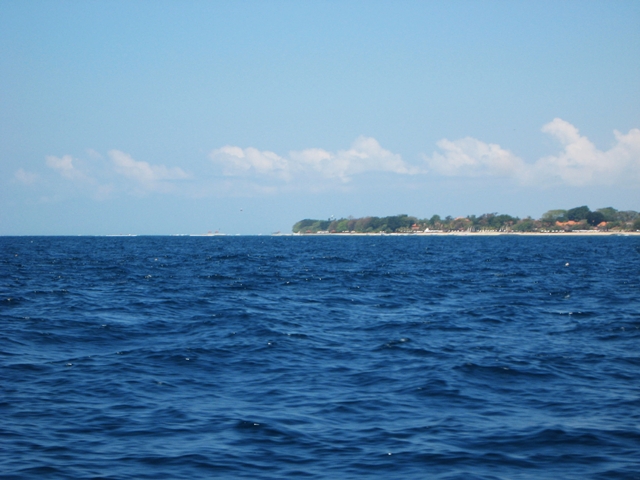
xmin=2 ymin=0 xmax=639 ymax=234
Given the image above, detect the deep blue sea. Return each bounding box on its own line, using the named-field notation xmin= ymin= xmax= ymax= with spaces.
xmin=1 ymin=235 xmax=640 ymax=479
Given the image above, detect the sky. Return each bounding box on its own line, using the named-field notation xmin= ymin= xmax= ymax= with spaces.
xmin=1 ymin=0 xmax=639 ymax=235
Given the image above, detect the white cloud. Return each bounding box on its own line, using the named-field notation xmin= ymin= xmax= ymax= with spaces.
xmin=534 ymin=118 xmax=640 ymax=186
xmin=14 ymin=168 xmax=38 ymax=185
xmin=41 ymin=154 xmax=114 ymax=200
xmin=109 ymin=150 xmax=190 ymax=190
xmin=31 ymin=119 xmax=638 ymax=205
xmin=209 ymin=136 xmax=417 ymax=182
xmin=37 ymin=150 xmax=189 ymax=198
xmin=46 ymin=155 xmax=91 ymax=182
xmin=86 ymin=148 xmax=103 ymax=159
xmin=209 ymin=146 xmax=292 ymax=180
xmin=293 ymin=136 xmax=417 ymax=181
xmin=425 ymin=137 xmax=525 ymax=178
xmin=423 ymin=119 xmax=640 ymax=186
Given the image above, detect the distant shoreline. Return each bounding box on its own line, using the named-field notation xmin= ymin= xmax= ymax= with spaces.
xmin=288 ymin=231 xmax=640 ymax=236
xmin=293 ymin=208 xmax=640 ymax=235
xmin=2 ymin=232 xmax=638 ymax=237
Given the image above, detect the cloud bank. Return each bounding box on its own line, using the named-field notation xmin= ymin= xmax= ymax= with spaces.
xmin=14 ymin=168 xmax=39 ymax=185
xmin=213 ymin=120 xmax=639 ymax=188
xmin=46 ymin=155 xmax=93 ymax=182
xmin=210 ymin=136 xmax=417 ymax=182
xmin=16 ymin=119 xmax=640 ymax=202
xmin=426 ymin=138 xmax=525 ymax=178
xmin=534 ymin=119 xmax=640 ymax=186
xmin=38 ymin=151 xmax=190 ymax=198
xmin=109 ymin=150 xmax=189 ymax=191
xmin=425 ymin=118 xmax=640 ymax=186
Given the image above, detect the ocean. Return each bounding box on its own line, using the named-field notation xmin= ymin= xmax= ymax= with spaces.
xmin=1 ymin=235 xmax=639 ymax=479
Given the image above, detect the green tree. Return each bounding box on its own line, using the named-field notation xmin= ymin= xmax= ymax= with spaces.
xmin=618 ymin=210 xmax=640 ymax=222
xmin=597 ymin=207 xmax=618 ymax=222
xmin=369 ymin=217 xmax=383 ymax=231
xmin=354 ymin=217 xmax=371 ymax=232
xmin=293 ymin=219 xmax=318 ymax=233
xmin=541 ymin=209 xmax=567 ymax=223
xmin=567 ymin=206 xmax=591 ymax=221
xmin=336 ymin=219 xmax=349 ymax=232
xmin=586 ymin=211 xmax=605 ymax=226
xmin=491 ymin=214 xmax=518 ymax=230
xmin=383 ymin=214 xmax=414 ymax=232
xmin=451 ymin=217 xmax=471 ymax=231
xmin=512 ymin=217 xmax=536 ymax=232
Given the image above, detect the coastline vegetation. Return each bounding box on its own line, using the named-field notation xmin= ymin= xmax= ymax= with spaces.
xmin=293 ymin=206 xmax=640 ymax=234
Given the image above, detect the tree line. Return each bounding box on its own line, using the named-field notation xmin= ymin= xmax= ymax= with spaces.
xmin=292 ymin=206 xmax=640 ymax=234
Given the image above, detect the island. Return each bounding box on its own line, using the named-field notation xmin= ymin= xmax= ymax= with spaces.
xmin=293 ymin=206 xmax=640 ymax=234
